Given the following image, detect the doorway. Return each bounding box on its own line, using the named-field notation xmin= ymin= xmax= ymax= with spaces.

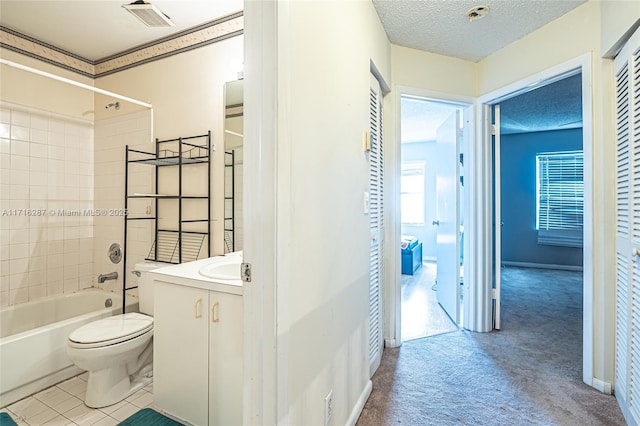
xmin=399 ymin=95 xmax=468 ymax=341
xmin=477 ymin=55 xmax=594 ymax=386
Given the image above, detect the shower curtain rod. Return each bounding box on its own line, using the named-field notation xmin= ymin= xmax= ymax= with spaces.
xmin=0 ymin=59 xmax=153 ymax=109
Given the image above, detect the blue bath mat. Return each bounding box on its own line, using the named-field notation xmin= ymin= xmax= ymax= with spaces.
xmin=0 ymin=413 xmax=18 ymax=426
xmin=118 ymin=408 xmax=183 ymax=425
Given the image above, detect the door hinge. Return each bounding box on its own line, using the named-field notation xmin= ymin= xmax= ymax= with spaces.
xmin=491 ymin=124 xmax=497 ymax=135
xmin=241 ymin=262 xmax=252 ymax=282
xmin=492 ymin=288 xmax=497 ymax=299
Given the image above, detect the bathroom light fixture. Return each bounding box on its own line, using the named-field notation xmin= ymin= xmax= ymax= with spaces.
xmin=467 ymin=5 xmax=490 ymax=22
xmin=122 ymin=1 xmax=175 ymax=27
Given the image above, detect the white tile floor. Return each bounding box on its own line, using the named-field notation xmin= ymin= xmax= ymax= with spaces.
xmin=0 ymin=373 xmax=153 ymax=426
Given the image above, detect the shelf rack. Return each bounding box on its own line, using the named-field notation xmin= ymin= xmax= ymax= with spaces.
xmin=224 ymin=150 xmax=235 ymax=253
xmin=122 ymin=132 xmax=212 ymax=313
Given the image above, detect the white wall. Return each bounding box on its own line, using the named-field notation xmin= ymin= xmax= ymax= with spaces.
xmin=477 ymin=0 xmax=615 ymax=386
xmin=95 ymin=36 xmax=243 ymax=257
xmin=270 ymin=1 xmax=390 ymax=423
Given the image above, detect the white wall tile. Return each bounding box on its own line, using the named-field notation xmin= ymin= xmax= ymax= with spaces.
xmin=30 ymin=142 xmax=48 ymax=158
xmin=0 ymin=123 xmax=10 ymax=139
xmin=0 ymin=153 xmax=10 ymax=169
xmin=10 ymin=185 xmax=28 ymax=200
xmin=11 ymin=140 xmax=30 ymax=156
xmin=9 ymin=288 xmax=28 ymax=304
xmin=63 ymin=278 xmax=78 ymax=293
xmin=0 ymin=108 xmax=10 ymax=124
xmin=11 ymin=155 xmax=29 ymax=170
xmin=9 ymin=243 xmax=29 ymax=259
xmin=11 ymin=125 xmax=30 ymax=141
xmin=11 ymin=111 xmax=30 ymax=127
xmin=9 ymin=272 xmax=28 ymax=290
xmin=30 ymin=115 xmax=48 ymax=131
xmin=0 ymin=138 xmax=9 ymax=154
xmin=48 ymin=120 xmax=65 ymax=134
xmin=47 ymin=281 xmax=63 ymax=296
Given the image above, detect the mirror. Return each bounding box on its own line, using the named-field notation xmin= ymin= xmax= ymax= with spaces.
xmin=223 ymin=80 xmax=244 ymax=253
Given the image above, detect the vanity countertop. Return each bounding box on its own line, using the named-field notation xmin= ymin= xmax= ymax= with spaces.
xmin=148 ymin=256 xmax=243 ymax=295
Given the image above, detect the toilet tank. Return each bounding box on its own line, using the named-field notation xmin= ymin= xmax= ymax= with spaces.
xmin=134 ymin=262 xmax=163 ymax=315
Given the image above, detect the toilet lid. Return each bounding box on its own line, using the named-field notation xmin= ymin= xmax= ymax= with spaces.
xmin=69 ymin=313 xmax=153 ymax=347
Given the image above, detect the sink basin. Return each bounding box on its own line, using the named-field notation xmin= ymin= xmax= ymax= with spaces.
xmin=198 ymin=260 xmax=241 ymax=281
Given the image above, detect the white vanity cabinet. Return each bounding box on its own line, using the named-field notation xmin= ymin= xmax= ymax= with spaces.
xmin=153 ymin=278 xmax=243 ymax=426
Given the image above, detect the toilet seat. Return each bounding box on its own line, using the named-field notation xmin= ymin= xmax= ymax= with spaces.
xmin=69 ymin=313 xmax=153 ymax=349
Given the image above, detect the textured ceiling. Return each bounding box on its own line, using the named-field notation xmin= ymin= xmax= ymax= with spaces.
xmin=373 ymin=0 xmax=586 ymax=62
xmin=0 ymin=0 xmax=243 ymax=61
xmin=402 ymin=73 xmax=582 ymax=142
xmin=500 ymin=73 xmax=582 ymax=134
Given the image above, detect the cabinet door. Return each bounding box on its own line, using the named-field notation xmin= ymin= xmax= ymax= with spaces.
xmin=154 ymin=281 xmax=210 ymax=426
xmin=208 ymin=291 xmax=243 ymax=425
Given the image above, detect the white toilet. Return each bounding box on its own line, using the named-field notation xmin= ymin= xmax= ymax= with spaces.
xmin=67 ymin=262 xmax=160 ymax=408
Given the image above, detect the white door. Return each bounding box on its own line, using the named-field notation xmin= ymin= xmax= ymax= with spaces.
xmin=614 ymin=25 xmax=640 ymax=425
xmin=492 ymin=104 xmax=502 ymax=330
xmin=435 ymin=110 xmax=461 ymax=323
xmin=368 ymin=73 xmax=384 ymax=377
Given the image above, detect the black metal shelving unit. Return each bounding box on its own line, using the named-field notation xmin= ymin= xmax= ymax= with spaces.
xmin=224 ymin=150 xmax=235 ymax=253
xmin=122 ymin=131 xmax=212 ymax=312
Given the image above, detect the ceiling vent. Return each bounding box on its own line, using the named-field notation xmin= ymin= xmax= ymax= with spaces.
xmin=122 ymin=1 xmax=175 ymax=27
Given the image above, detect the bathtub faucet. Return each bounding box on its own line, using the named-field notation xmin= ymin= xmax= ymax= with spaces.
xmin=98 ymin=272 xmax=118 ymax=283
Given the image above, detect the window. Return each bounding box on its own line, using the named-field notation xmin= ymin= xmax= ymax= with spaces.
xmin=401 ymin=161 xmax=425 ymax=225
xmin=536 ymin=150 xmax=583 ymax=248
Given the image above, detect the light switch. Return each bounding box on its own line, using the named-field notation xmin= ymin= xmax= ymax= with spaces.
xmin=364 ymin=191 xmax=370 ymax=214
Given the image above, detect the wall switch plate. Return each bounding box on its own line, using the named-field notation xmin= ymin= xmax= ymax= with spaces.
xmin=324 ymin=389 xmax=333 ymax=425
xmin=364 ymin=191 xmax=370 ymax=215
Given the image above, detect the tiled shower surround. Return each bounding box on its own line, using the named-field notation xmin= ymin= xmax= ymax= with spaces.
xmin=0 ymin=103 xmax=94 ymax=307
xmin=0 ymin=104 xmax=153 ymax=307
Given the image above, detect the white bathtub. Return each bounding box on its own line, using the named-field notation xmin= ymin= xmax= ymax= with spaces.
xmin=0 ymin=290 xmax=136 ymax=408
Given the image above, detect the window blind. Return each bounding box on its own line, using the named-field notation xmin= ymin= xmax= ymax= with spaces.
xmin=536 ymin=150 xmax=584 ymax=247
xmin=401 ymin=161 xmax=425 ymax=225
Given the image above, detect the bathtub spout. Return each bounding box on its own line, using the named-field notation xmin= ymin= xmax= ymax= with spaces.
xmin=98 ymin=272 xmax=118 ymax=283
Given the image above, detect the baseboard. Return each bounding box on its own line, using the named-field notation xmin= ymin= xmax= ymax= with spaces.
xmin=384 ymin=338 xmax=400 ymax=348
xmin=346 ymin=380 xmax=372 ymax=426
xmin=501 ymin=261 xmax=583 ymax=272
xmin=591 ymin=377 xmax=613 ymax=395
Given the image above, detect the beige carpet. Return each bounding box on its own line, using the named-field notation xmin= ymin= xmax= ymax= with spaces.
xmin=357 ymin=266 xmax=626 ymax=425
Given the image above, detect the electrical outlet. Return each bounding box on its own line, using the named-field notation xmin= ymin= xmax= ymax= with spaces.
xmin=324 ymin=389 xmax=333 ymax=425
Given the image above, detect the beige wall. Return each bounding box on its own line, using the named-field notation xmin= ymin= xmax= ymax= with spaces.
xmin=478 ymin=0 xmax=615 ymax=385
xmin=95 ymin=36 xmax=244 ymax=257
xmin=0 ymin=50 xmax=94 ymax=120
xmin=275 ymin=0 xmax=390 ymax=423
xmin=600 ymin=0 xmax=640 ymax=57
xmin=391 ymin=45 xmax=478 ymax=97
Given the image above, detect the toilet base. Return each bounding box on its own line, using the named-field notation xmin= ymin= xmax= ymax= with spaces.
xmin=84 ymin=364 xmax=153 ymax=408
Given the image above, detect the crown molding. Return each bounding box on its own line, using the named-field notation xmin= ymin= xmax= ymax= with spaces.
xmin=0 ymin=11 xmax=243 ymax=79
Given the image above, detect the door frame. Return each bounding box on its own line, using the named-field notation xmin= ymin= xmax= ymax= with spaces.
xmin=387 ymin=87 xmax=474 ymax=346
xmin=476 ymin=53 xmax=596 ymax=389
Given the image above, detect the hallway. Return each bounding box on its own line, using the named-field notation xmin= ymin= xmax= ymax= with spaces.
xmin=357 ymin=267 xmax=625 ymax=425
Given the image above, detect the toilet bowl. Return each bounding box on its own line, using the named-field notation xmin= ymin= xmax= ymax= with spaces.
xmin=67 ymin=262 xmax=160 ymax=408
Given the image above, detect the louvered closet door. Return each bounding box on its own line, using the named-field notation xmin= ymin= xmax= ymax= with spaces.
xmin=615 ymin=25 xmax=640 ymax=425
xmin=368 ymin=73 xmax=384 ymax=377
